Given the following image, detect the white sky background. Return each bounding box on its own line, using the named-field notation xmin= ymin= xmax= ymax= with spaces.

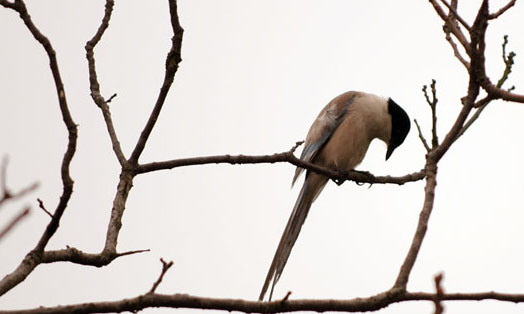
xmin=1 ymin=1 xmax=524 ymax=313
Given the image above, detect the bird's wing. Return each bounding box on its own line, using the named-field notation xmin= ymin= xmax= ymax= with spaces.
xmin=292 ymin=92 xmax=358 ymax=185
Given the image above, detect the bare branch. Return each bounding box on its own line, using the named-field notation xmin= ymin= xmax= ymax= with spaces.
xmin=443 ymin=30 xmax=470 ymax=69
xmin=128 ymin=0 xmax=184 ymax=164
xmin=459 ymin=35 xmax=517 ymax=138
xmin=0 ymin=0 xmax=78 ymax=296
xmin=422 ymin=80 xmax=439 ymax=148
xmin=5 ymin=289 xmax=524 ymax=314
xmin=0 ymin=156 xmax=8 ymax=200
xmin=433 ymin=273 xmax=445 ymax=314
xmin=442 ymin=0 xmax=471 ymax=70
xmin=489 ymin=0 xmax=516 ymax=19
xmin=281 ymin=291 xmax=292 ymax=303
xmin=0 ymin=157 xmax=39 ymax=207
xmin=482 ymin=83 xmax=524 ymax=103
xmin=395 ymin=0 xmax=495 ymax=293
xmin=136 ymin=145 xmax=425 ymax=186
xmin=428 ymin=0 xmax=471 ymax=56
xmin=439 ymin=0 xmax=471 ymax=30
xmin=496 ymin=35 xmax=516 ymax=89
xmin=413 ymin=119 xmax=431 ymax=152
xmin=41 ymin=247 xmax=149 ymax=266
xmin=456 ymin=101 xmax=489 ymax=140
xmin=85 ymin=0 xmax=127 ymax=166
xmin=0 ymin=0 xmax=77 ymax=252
xmin=105 ymin=93 xmax=117 ymax=103
xmin=394 ymin=158 xmax=438 ymax=289
xmin=101 ymin=0 xmax=184 ymax=258
xmin=0 ymin=207 xmax=30 ymax=242
xmin=37 ymin=198 xmax=53 ymax=218
xmin=149 ymin=258 xmax=174 ymax=294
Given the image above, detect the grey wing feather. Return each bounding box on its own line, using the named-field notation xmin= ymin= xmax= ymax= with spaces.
xmin=292 ymin=93 xmax=356 ymax=185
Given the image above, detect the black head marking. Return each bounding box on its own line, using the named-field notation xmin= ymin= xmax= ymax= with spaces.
xmin=386 ymin=98 xmax=411 ymax=160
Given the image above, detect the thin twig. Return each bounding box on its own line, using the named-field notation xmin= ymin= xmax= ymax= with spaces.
xmin=496 ymin=35 xmax=516 ymax=89
xmin=0 ymin=207 xmax=30 ymax=242
xmin=422 ymin=80 xmax=439 ymax=148
xmin=41 ymin=247 xmax=149 ymax=266
xmin=433 ymin=273 xmax=445 ymax=314
xmin=414 ymin=119 xmax=431 ymax=152
xmin=0 ymin=156 xmax=9 ymax=200
xmin=85 ymin=0 xmax=127 ymax=166
xmin=105 ymin=93 xmax=117 ymax=103
xmin=281 ymin=291 xmax=292 ymax=303
xmin=459 ymin=35 xmax=517 ymax=138
xmin=440 ymin=0 xmax=470 ymax=69
xmin=128 ymin=0 xmax=184 ymax=164
xmin=0 ymin=156 xmax=39 ymax=207
xmin=489 ymin=0 xmax=516 ymax=19
xmin=428 ymin=0 xmax=471 ymax=56
xmin=439 ymin=0 xmax=471 ymax=30
xmin=149 ymin=258 xmax=174 ymax=294
xmin=116 ymin=248 xmax=150 ymax=258
xmin=37 ymin=198 xmax=53 ymax=218
xmin=443 ymin=30 xmax=470 ymax=69
xmin=290 ymin=141 xmax=304 ymax=154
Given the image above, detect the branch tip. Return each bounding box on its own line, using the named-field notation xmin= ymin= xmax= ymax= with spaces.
xmin=433 ymin=273 xmax=445 ymax=314
xmin=106 ymin=93 xmax=117 ymax=103
xmin=281 ymin=291 xmax=292 ymax=303
xmin=116 ymin=248 xmax=150 ymax=258
xmin=149 ymin=258 xmax=174 ymax=294
xmin=37 ymin=198 xmax=53 ymax=218
xmin=414 ymin=119 xmax=431 ymax=152
xmin=290 ymin=141 xmax=304 ymax=154
xmin=0 ymin=207 xmax=30 ymax=242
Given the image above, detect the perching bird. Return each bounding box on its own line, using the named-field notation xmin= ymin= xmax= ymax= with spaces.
xmin=259 ymin=91 xmax=411 ymax=301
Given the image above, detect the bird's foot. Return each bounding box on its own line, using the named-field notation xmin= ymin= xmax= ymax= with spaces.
xmin=352 ymin=170 xmax=374 ymax=187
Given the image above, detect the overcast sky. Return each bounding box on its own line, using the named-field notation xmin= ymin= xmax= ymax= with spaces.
xmin=1 ymin=1 xmax=524 ymax=314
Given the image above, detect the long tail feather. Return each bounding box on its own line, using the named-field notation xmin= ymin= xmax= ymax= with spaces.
xmin=259 ymin=173 xmax=327 ymax=301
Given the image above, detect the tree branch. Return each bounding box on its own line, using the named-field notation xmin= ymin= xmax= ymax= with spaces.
xmin=0 ymin=0 xmax=78 ymax=296
xmin=149 ymin=258 xmax=174 ymax=294
xmin=36 ymin=198 xmax=53 ymax=218
xmin=489 ymin=0 xmax=516 ymax=19
xmin=102 ymin=0 xmax=184 ymax=257
xmin=428 ymin=0 xmax=471 ymax=56
xmin=128 ymin=0 xmax=184 ymax=164
xmin=458 ymin=35 xmax=517 ymax=138
xmin=438 ymin=0 xmax=471 ymax=30
xmin=433 ymin=273 xmax=445 ymax=314
xmin=0 ymin=156 xmax=39 ymax=207
xmin=0 ymin=207 xmax=30 ymax=242
xmin=3 ymin=288 xmax=524 ymax=314
xmin=40 ymin=247 xmax=149 ymax=266
xmin=136 ymin=145 xmax=425 ymax=186
xmin=413 ymin=119 xmax=431 ymax=152
xmin=393 ymin=158 xmax=438 ymax=289
xmin=422 ymin=80 xmax=439 ymax=148
xmin=85 ymin=0 xmax=127 ymax=166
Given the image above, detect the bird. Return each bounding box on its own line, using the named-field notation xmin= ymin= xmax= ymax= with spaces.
xmin=259 ymin=91 xmax=411 ymax=301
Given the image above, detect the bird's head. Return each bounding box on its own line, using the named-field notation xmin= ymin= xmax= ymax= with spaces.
xmin=386 ymin=98 xmax=411 ymax=160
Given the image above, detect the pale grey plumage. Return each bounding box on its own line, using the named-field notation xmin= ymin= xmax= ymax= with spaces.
xmin=259 ymin=91 xmax=410 ymax=301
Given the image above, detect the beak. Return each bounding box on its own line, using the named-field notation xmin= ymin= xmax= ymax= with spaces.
xmin=385 ymin=145 xmax=395 ymax=160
